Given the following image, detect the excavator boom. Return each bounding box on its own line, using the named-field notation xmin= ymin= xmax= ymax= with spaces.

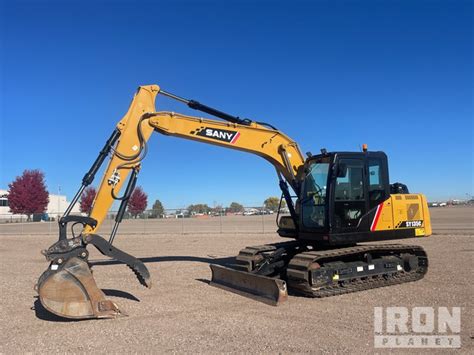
xmin=88 ymin=85 xmax=304 ymax=235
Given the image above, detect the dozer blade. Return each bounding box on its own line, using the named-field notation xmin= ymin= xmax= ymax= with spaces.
xmin=209 ymin=264 xmax=288 ymax=306
xmin=37 ymin=257 xmax=121 ymax=319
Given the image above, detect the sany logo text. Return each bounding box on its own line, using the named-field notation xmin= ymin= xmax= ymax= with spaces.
xmin=192 ymin=127 xmax=240 ymax=144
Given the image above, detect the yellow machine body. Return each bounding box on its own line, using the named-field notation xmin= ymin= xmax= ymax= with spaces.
xmin=372 ymin=194 xmax=432 ymax=237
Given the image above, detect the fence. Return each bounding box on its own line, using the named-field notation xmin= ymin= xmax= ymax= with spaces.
xmin=0 ymin=208 xmax=288 ymax=236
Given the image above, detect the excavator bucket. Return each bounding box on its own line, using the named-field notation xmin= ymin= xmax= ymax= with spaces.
xmin=36 ymin=257 xmax=121 ymax=319
xmin=209 ymin=264 xmax=288 ymax=306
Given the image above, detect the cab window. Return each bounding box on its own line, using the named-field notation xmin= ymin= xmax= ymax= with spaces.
xmin=301 ymin=159 xmax=330 ymax=228
xmin=368 ymin=158 xmax=386 ymax=209
xmin=334 ymin=159 xmax=365 ymax=228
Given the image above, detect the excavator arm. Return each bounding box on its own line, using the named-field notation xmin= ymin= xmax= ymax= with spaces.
xmin=36 ymin=85 xmax=305 ymax=319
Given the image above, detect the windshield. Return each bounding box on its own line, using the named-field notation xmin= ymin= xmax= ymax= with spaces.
xmin=301 ymin=159 xmax=330 ymax=228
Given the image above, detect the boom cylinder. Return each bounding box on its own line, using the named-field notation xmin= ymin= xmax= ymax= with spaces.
xmin=160 ymin=90 xmax=251 ymax=126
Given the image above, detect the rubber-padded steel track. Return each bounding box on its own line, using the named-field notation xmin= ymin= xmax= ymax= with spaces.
xmin=286 ymin=244 xmax=428 ymax=297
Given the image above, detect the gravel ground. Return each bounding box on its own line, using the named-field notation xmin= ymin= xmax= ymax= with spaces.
xmin=0 ymin=207 xmax=472 ymax=353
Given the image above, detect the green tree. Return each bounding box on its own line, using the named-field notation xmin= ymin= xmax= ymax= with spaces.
xmin=227 ymin=202 xmax=244 ymax=213
xmin=263 ymin=196 xmax=286 ymax=212
xmin=187 ymin=204 xmax=211 ymax=215
xmin=211 ymin=204 xmax=224 ymax=215
xmin=150 ymin=199 xmax=165 ymax=218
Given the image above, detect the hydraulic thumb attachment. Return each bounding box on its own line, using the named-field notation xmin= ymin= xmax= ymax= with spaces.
xmin=36 ymin=230 xmax=151 ymax=319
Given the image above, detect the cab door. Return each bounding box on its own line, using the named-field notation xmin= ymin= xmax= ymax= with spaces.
xmin=331 ymin=157 xmax=369 ymax=232
xmin=367 ymin=155 xmax=390 ymax=210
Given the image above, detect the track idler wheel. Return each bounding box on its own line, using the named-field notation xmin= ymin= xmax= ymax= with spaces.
xmin=36 ymin=257 xmax=121 ymax=319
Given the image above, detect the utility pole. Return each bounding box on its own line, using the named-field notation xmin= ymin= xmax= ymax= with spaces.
xmin=57 ymin=185 xmax=61 ymax=219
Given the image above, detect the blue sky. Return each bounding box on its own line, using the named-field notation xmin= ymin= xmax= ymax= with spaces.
xmin=1 ymin=0 xmax=472 ymax=208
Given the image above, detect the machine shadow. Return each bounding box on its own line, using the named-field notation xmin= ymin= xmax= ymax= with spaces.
xmin=195 ymin=278 xmax=211 ymax=285
xmin=32 ymin=287 xmax=140 ymax=322
xmin=33 ymin=297 xmax=82 ymax=322
xmin=90 ymin=255 xmax=236 ymax=267
xmin=34 ymin=256 xmax=236 ymax=321
xmin=102 ymin=289 xmax=140 ymax=302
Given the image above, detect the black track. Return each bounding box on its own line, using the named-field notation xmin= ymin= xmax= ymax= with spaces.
xmin=232 ymin=243 xmax=428 ymax=298
xmin=286 ymin=244 xmax=428 ymax=297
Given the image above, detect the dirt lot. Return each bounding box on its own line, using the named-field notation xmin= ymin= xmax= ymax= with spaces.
xmin=0 ymin=206 xmax=472 ymax=353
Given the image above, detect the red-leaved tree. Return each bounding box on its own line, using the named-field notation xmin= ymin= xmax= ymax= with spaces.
xmin=8 ymin=169 xmax=49 ymax=221
xmin=80 ymin=186 xmax=97 ymax=214
xmin=128 ymin=186 xmax=148 ymax=218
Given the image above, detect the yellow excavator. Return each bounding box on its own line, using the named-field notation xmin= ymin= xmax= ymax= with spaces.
xmin=36 ymin=84 xmax=432 ymax=319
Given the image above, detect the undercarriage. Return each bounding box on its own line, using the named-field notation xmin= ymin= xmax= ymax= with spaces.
xmin=210 ymin=241 xmax=428 ymax=304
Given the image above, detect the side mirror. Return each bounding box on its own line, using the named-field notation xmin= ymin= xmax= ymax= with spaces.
xmin=336 ymin=163 xmax=347 ymax=178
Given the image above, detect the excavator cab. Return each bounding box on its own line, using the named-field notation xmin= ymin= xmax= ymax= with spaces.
xmin=279 ymin=151 xmax=389 ymax=239
xmin=279 ymin=149 xmax=430 ymax=245
xmin=298 ymin=151 xmax=390 ymax=239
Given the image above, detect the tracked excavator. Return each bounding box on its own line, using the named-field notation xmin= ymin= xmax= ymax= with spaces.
xmin=36 ymin=85 xmax=432 ymax=319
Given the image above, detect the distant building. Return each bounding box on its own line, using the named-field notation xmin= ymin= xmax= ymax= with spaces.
xmin=0 ymin=191 xmax=9 ymax=211
xmin=0 ymin=189 xmax=80 ymax=221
